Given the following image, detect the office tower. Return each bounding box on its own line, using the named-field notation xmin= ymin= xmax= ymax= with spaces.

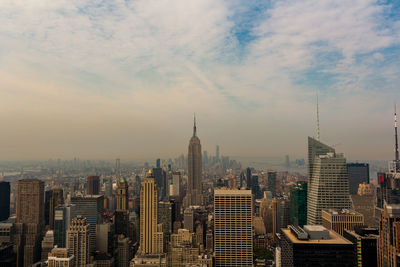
xmin=96 ymin=223 xmax=115 ymax=254
xmin=267 ymin=169 xmax=277 ymax=197
xmin=169 ymin=172 xmax=181 ymax=197
xmin=285 ymin=155 xmax=290 ymax=168
xmin=15 ymin=179 xmax=45 ymax=267
xmin=376 ymin=110 xmax=400 ymax=212
xmin=343 ymin=227 xmax=379 ymax=267
xmin=185 ymin=116 xmax=202 ymax=207
xmin=0 ymin=182 xmax=10 ymax=221
xmin=350 ymin=183 xmax=376 ymax=227
xmin=214 ymin=189 xmax=253 ymax=267
xmin=139 ymin=171 xmax=163 ymax=254
xmin=251 ymin=175 xmax=262 ymax=199
xmin=45 ymin=188 xmax=64 ymax=229
xmin=184 ymin=208 xmax=194 ymax=232
xmin=278 ymin=225 xmax=354 ymax=267
xmin=377 ymin=204 xmax=400 ymax=267
xmin=321 ymin=209 xmax=364 ymax=236
xmin=347 ymin=163 xmax=370 ymax=195
xmin=47 ymin=247 xmax=74 ymax=267
xmin=67 ymin=216 xmax=90 ymax=266
xmin=71 ymin=195 xmax=104 ymax=253
xmin=307 ymin=137 xmax=351 ymax=225
xmin=216 ymin=145 xmax=220 ymax=161
xmin=115 ymin=177 xmax=129 ymax=237
xmin=246 ymin=167 xmax=252 ymax=189
xmin=41 ymin=230 xmax=54 ymax=260
xmin=117 ymin=177 xmax=129 ymax=211
xmin=87 ymin=176 xmax=100 ymax=195
xmin=289 ymin=182 xmax=307 ymax=227
xmin=105 ymin=177 xmax=113 ymax=198
xmin=203 ymin=151 xmax=208 ymax=166
xmin=158 ymin=201 xmax=175 ymax=242
xmin=118 ymin=235 xmax=131 ymax=267
xmin=153 ymin=166 xmax=163 ymax=198
xmin=156 ymin=158 xmax=161 ymax=168
xmin=272 ymin=198 xmax=278 ymax=238
xmin=116 ymin=158 xmax=121 ymax=176
xmin=54 ymin=204 xmax=76 ymax=248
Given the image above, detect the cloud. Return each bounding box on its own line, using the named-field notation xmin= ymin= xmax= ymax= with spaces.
xmin=0 ymin=0 xmax=399 ymax=160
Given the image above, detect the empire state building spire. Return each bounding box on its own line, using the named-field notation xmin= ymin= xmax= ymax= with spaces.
xmin=193 ymin=113 xmax=197 ymax=137
xmin=394 ymin=104 xmax=400 ymax=172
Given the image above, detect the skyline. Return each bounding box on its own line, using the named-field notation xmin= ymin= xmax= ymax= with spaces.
xmin=1 ymin=0 xmax=400 ymax=160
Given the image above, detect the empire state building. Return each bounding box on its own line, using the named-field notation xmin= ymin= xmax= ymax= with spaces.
xmin=185 ymin=116 xmax=203 ymax=207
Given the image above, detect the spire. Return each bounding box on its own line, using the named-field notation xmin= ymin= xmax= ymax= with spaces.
xmin=316 ymin=92 xmax=320 ymax=141
xmin=193 ymin=113 xmax=197 ymax=137
xmin=395 ymin=103 xmax=399 ymax=172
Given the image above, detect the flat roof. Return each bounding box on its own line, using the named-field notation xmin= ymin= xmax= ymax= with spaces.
xmin=282 ymin=228 xmax=353 ymax=245
xmin=214 ymin=189 xmax=252 ymax=195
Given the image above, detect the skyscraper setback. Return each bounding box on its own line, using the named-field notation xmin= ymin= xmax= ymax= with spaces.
xmin=307 ymin=137 xmax=351 ymax=225
xmin=185 ymin=116 xmax=202 ymax=207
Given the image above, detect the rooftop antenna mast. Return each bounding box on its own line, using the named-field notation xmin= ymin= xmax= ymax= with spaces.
xmin=316 ymin=92 xmax=320 ymax=141
xmin=395 ymin=103 xmax=399 ymax=172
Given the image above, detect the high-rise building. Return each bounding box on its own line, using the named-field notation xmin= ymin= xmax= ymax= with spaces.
xmin=47 ymin=247 xmax=74 ymax=267
xmin=321 ymin=209 xmax=364 ymax=236
xmin=185 ymin=116 xmax=202 ymax=207
xmin=307 ymin=137 xmax=351 ymax=225
xmin=278 ymin=225 xmax=354 ymax=267
xmin=139 ymin=171 xmax=163 ymax=254
xmin=246 ymin=167 xmax=252 ymax=190
xmin=289 ymin=182 xmax=307 ymax=227
xmin=15 ymin=178 xmax=45 ymax=267
xmin=96 ymin=223 xmax=115 ymax=255
xmin=347 ymin=163 xmax=370 ymax=195
xmin=214 ymin=189 xmax=253 ymax=267
xmin=118 ymin=234 xmax=132 ymax=267
xmin=66 ymin=216 xmax=90 ymax=266
xmin=45 ymin=188 xmax=64 ymax=229
xmin=377 ymin=204 xmax=400 ymax=267
xmin=86 ymin=176 xmax=100 ymax=195
xmin=351 ymin=183 xmax=376 ymax=227
xmin=267 ymin=169 xmax=277 ymax=197
xmin=71 ymin=195 xmax=104 ymax=254
xmin=0 ymin=182 xmax=10 ymax=221
xmin=54 ymin=204 xmax=76 ymax=248
xmin=343 ymin=226 xmax=379 ymax=267
xmin=116 ymin=177 xmax=129 ymax=237
xmin=169 ymin=172 xmax=181 ymax=197
xmin=158 ymin=201 xmax=175 ymax=243
xmin=216 ymin=145 xmax=220 ymax=161
xmin=41 ymin=230 xmax=54 ymax=260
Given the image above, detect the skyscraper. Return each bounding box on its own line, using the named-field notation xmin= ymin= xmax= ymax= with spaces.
xmin=289 ymin=182 xmax=307 ymax=227
xmin=214 ymin=189 xmax=253 ymax=267
xmin=185 ymin=116 xmax=202 ymax=207
xmin=54 ymin=204 xmax=76 ymax=248
xmin=67 ymin=216 xmax=90 ymax=266
xmin=71 ymin=195 xmax=104 ymax=254
xmin=267 ymin=169 xmax=277 ymax=197
xmin=377 ymin=204 xmax=400 ymax=267
xmin=115 ymin=177 xmax=129 ymax=237
xmin=216 ymin=145 xmax=220 ymax=161
xmin=307 ymin=137 xmax=351 ymax=225
xmin=86 ymin=176 xmax=100 ymax=195
xmin=246 ymin=167 xmax=252 ymax=189
xmin=0 ymin=182 xmax=10 ymax=222
xmin=15 ymin=179 xmax=45 ymax=267
xmin=139 ymin=171 xmax=163 ymax=254
xmin=347 ymin=163 xmax=370 ymax=195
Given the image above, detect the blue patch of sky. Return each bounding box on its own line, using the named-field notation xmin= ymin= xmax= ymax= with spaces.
xmin=225 ymin=0 xmax=272 ymax=62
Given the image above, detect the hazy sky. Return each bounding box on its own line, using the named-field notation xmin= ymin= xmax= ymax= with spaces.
xmin=1 ymin=0 xmax=400 ymax=161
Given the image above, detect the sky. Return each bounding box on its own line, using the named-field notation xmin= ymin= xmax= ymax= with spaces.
xmin=0 ymin=0 xmax=400 ymax=161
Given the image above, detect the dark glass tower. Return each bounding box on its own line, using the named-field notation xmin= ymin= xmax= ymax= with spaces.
xmin=290 ymin=182 xmax=307 ymax=227
xmin=0 ymin=182 xmax=10 ymax=221
xmin=347 ymin=163 xmax=370 ymax=195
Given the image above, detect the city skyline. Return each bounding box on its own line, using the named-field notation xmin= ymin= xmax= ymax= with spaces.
xmin=1 ymin=0 xmax=400 ymax=161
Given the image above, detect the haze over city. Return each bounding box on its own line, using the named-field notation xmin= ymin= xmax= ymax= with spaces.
xmin=1 ymin=0 xmax=400 ymax=160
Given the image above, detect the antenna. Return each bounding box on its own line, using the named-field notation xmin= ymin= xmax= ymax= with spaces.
xmin=316 ymin=92 xmax=320 ymax=141
xmin=193 ymin=113 xmax=197 ymax=136
xmin=395 ymin=103 xmax=399 ymax=172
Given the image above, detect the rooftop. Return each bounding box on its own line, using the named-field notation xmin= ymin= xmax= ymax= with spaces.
xmin=214 ymin=189 xmax=252 ymax=195
xmin=282 ymin=228 xmax=353 ymax=245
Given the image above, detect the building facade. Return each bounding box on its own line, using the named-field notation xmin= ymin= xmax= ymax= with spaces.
xmin=66 ymin=216 xmax=90 ymax=266
xmin=321 ymin=209 xmax=364 ymax=236
xmin=214 ymin=189 xmax=253 ymax=267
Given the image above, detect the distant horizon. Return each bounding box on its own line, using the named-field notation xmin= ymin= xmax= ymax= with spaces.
xmin=1 ymin=0 xmax=399 ymax=161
